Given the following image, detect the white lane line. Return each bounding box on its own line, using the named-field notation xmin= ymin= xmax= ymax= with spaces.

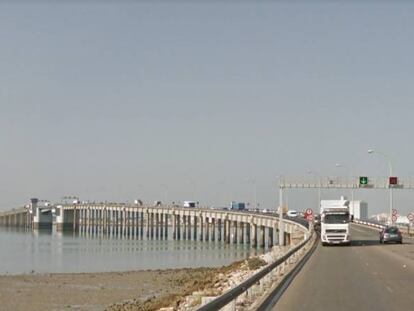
xmin=386 ymin=286 xmax=394 ymax=293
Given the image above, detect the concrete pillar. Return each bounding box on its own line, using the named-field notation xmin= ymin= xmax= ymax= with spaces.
xmin=218 ymin=219 xmax=222 ymax=242
xmin=233 ymin=221 xmax=238 ymax=244
xmin=239 ymin=222 xmax=244 ymax=244
xmin=150 ymin=212 xmax=154 ymax=239
xmin=164 ymin=213 xmax=168 ymax=239
xmin=177 ymin=215 xmax=181 ymax=240
xmin=199 ymin=215 xmax=204 ymax=241
xmin=187 ymin=215 xmax=191 ymax=240
xmin=260 ymin=226 xmax=265 ymax=248
xmin=268 ymin=227 xmax=274 ymax=248
xmin=183 ymin=215 xmax=187 ymax=240
xmin=172 ymin=214 xmax=177 ymax=239
xmin=226 ymin=220 xmax=231 ymax=244
xmin=205 ymin=217 xmax=210 ymax=242
xmin=193 ymin=216 xmax=198 ymax=240
xmin=156 ymin=213 xmax=160 ymax=239
xmin=211 ymin=218 xmax=216 ymax=242
xmin=251 ymin=223 xmax=257 ymax=247
xmin=140 ymin=211 xmax=144 ymax=238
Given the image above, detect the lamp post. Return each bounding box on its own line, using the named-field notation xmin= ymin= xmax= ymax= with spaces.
xmin=335 ymin=163 xmax=355 ymax=202
xmin=278 ymin=175 xmax=284 ymax=246
xmin=368 ymin=149 xmax=394 ymax=224
xmin=307 ymin=170 xmax=321 ymax=211
xmin=245 ymin=178 xmax=257 ymax=210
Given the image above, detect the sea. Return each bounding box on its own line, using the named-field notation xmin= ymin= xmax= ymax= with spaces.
xmin=0 ymin=226 xmax=264 ymax=275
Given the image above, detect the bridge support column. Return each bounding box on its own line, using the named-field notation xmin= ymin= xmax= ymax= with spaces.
xmin=187 ymin=215 xmax=191 ymax=240
xmin=260 ymin=226 xmax=265 ymax=248
xmin=199 ymin=215 xmax=204 ymax=241
xmin=155 ymin=213 xmax=160 ymax=239
xmin=211 ymin=219 xmax=215 ymax=242
xmin=205 ymin=217 xmax=210 ymax=242
xmin=233 ymin=221 xmax=238 ymax=244
xmin=172 ymin=214 xmax=177 ymax=239
xmin=251 ymin=223 xmax=257 ymax=247
xmin=177 ymin=215 xmax=181 ymax=240
xmin=193 ymin=216 xmax=198 ymax=240
xmin=268 ymin=227 xmax=274 ymax=248
xmin=239 ymin=222 xmax=244 ymax=244
xmin=217 ymin=219 xmax=222 ymax=242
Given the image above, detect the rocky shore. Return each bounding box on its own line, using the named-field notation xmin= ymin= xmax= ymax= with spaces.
xmin=0 ymin=246 xmax=292 ymax=311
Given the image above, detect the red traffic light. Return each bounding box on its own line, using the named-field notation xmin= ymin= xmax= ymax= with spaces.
xmin=389 ymin=177 xmax=398 ymax=185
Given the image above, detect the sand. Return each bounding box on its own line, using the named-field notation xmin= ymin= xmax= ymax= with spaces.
xmin=0 ymin=264 xmax=244 ymax=311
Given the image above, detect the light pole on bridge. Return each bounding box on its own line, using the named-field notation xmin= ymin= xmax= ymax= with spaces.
xmin=368 ymin=149 xmax=394 ymax=224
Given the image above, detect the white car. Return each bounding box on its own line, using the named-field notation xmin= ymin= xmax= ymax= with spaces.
xmin=287 ymin=210 xmax=299 ymax=217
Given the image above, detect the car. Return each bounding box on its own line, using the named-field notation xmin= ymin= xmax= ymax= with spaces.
xmin=379 ymin=226 xmax=402 ymax=244
xmin=287 ymin=210 xmax=299 ymax=218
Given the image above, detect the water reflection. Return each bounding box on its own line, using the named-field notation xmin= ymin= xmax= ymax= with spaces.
xmin=0 ymin=227 xmax=263 ymax=275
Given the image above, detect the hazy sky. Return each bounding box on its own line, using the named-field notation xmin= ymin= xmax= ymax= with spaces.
xmin=1 ymin=2 xmax=414 ymax=216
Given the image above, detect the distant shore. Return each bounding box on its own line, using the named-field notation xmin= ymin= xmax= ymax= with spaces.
xmin=0 ymin=264 xmax=243 ymax=311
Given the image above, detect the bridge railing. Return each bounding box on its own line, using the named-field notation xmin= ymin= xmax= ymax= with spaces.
xmin=353 ymin=219 xmax=413 ymax=236
xmin=196 ymin=228 xmax=315 ymax=311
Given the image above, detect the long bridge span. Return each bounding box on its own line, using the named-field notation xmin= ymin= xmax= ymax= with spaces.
xmin=0 ymin=200 xmax=309 ymax=248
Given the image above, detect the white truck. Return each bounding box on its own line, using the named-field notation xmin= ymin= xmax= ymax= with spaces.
xmin=320 ymin=198 xmax=351 ymax=246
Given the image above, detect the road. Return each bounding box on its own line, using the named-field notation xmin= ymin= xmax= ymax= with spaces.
xmin=273 ymin=224 xmax=414 ymax=311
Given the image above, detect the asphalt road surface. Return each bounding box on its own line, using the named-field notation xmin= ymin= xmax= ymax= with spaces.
xmin=273 ymin=224 xmax=414 ymax=311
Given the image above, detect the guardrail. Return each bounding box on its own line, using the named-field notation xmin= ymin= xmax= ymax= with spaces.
xmin=353 ymin=219 xmax=413 ymax=236
xmin=197 ymin=230 xmax=315 ymax=311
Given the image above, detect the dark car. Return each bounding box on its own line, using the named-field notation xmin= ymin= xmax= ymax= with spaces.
xmin=379 ymin=226 xmax=402 ymax=244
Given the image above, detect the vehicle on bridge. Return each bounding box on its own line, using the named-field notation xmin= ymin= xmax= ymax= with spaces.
xmin=379 ymin=226 xmax=403 ymax=244
xmin=183 ymin=201 xmax=196 ymax=208
xmin=230 ymin=201 xmax=246 ymax=211
xmin=287 ymin=210 xmax=299 ymax=217
xmin=320 ymin=198 xmax=351 ymax=246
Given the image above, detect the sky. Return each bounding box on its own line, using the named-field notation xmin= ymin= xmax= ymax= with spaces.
xmin=1 ymin=2 xmax=414 ymax=216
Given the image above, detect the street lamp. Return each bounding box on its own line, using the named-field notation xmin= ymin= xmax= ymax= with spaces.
xmin=278 ymin=175 xmax=284 ymax=246
xmin=368 ymin=149 xmax=394 ymax=224
xmin=307 ymin=170 xmax=321 ymax=211
xmin=335 ymin=163 xmax=355 ymax=203
xmin=245 ymin=178 xmax=257 ymax=210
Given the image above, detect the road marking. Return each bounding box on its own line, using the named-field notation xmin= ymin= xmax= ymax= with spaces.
xmin=386 ymin=286 xmax=394 ymax=293
xmin=352 ymin=226 xmax=373 ymax=233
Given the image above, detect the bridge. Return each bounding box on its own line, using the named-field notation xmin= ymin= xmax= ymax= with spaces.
xmin=0 ymin=199 xmax=309 ymax=248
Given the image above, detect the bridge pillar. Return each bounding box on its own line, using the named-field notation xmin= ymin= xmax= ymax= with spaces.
xmin=217 ymin=219 xmax=222 ymax=242
xmin=187 ymin=215 xmax=191 ymax=240
xmin=268 ymin=227 xmax=274 ymax=248
xmin=260 ymin=226 xmax=265 ymax=248
xmin=232 ymin=221 xmax=238 ymax=244
xmin=155 ymin=213 xmax=160 ymax=239
xmin=172 ymin=214 xmax=176 ymax=239
xmin=239 ymin=222 xmax=244 ymax=244
xmin=205 ymin=217 xmax=210 ymax=242
xmin=199 ymin=215 xmax=204 ymax=241
xmin=251 ymin=223 xmax=257 ymax=247
xmin=211 ymin=218 xmax=215 ymax=242
xmin=193 ymin=216 xmax=197 ymax=240
xmin=176 ymin=215 xmax=181 ymax=240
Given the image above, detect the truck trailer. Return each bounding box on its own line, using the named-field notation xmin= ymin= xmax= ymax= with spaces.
xmin=320 ymin=198 xmax=351 ymax=246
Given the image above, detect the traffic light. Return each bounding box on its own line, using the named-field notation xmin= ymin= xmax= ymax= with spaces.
xmin=359 ymin=176 xmax=368 ymax=186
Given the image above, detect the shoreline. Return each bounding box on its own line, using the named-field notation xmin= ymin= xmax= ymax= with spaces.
xmin=0 ymin=262 xmax=246 ymax=311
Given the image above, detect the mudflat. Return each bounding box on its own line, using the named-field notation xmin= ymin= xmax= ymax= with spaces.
xmin=0 ymin=267 xmax=226 ymax=311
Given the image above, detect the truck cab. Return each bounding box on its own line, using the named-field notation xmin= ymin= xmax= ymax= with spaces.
xmin=320 ymin=199 xmax=351 ymax=246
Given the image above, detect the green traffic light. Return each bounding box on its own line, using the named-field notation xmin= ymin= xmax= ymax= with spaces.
xmin=359 ymin=176 xmax=368 ymax=185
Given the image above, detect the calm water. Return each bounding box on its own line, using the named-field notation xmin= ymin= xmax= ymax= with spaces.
xmin=0 ymin=227 xmax=263 ymax=275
